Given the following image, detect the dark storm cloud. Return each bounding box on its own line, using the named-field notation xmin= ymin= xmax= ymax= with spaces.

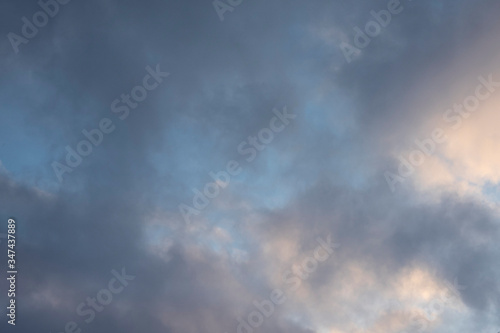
xmin=1 ymin=0 xmax=500 ymax=332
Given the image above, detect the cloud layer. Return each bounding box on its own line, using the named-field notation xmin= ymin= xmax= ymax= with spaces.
xmin=1 ymin=0 xmax=500 ymax=332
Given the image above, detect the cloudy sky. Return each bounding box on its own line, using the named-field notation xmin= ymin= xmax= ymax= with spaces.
xmin=1 ymin=0 xmax=500 ymax=332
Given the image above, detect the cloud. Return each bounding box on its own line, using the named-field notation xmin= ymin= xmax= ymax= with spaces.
xmin=1 ymin=0 xmax=500 ymax=332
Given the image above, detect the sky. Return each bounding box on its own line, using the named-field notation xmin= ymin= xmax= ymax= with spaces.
xmin=1 ymin=0 xmax=500 ymax=332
